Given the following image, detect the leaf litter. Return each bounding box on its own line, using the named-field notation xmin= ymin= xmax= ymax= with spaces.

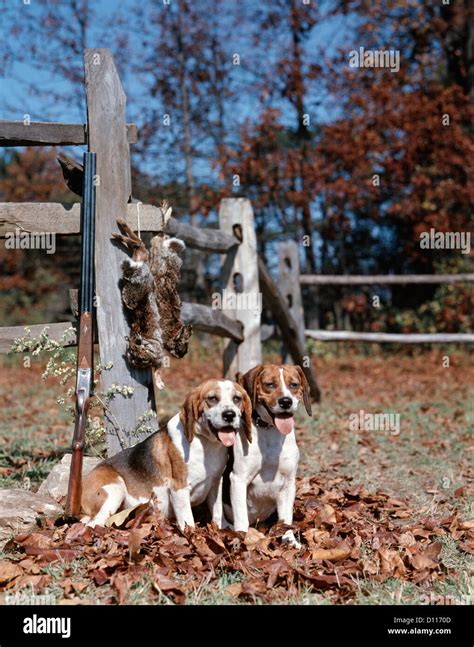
xmin=0 ymin=473 xmax=472 ymax=604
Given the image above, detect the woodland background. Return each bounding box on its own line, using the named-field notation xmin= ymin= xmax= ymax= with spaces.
xmin=0 ymin=0 xmax=472 ymax=335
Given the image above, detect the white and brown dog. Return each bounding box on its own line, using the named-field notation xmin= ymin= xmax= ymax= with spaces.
xmin=226 ymin=364 xmax=312 ymax=548
xmin=81 ymin=379 xmax=252 ymax=529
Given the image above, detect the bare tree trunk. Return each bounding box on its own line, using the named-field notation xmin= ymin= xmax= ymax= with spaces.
xmin=289 ymin=0 xmax=317 ymax=274
xmin=176 ymin=0 xmax=205 ymax=293
xmin=176 ymin=1 xmax=196 ymax=222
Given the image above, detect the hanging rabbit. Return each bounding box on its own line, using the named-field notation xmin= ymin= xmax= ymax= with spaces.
xmin=112 ymin=201 xmax=192 ymax=392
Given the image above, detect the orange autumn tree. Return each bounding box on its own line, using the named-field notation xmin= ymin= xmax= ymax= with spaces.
xmin=315 ymin=0 xmax=473 ymax=332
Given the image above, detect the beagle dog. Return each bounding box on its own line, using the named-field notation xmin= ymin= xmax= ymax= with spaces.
xmin=226 ymin=364 xmax=312 ymax=548
xmin=81 ymin=379 xmax=252 ymax=529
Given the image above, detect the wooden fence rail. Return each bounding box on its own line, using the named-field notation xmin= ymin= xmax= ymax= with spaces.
xmin=306 ymin=330 xmax=474 ymax=343
xmin=300 ymin=274 xmax=474 ymax=285
xmin=0 ymin=202 xmax=238 ymax=253
xmin=0 ymin=120 xmax=137 ymax=146
xmin=301 ymin=271 xmax=473 ymax=344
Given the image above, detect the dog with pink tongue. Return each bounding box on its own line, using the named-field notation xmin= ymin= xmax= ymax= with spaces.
xmin=224 ymin=364 xmax=312 ymax=548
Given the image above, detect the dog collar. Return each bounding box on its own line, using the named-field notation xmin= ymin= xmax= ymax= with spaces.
xmin=253 ymin=413 xmax=271 ymax=428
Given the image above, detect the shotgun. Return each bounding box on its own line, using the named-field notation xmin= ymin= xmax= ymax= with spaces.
xmin=64 ymin=152 xmax=97 ymax=520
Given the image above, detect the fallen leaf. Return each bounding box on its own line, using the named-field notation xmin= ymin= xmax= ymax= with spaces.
xmin=22 ymin=547 xmax=80 ymax=564
xmin=240 ymin=578 xmax=267 ymax=598
xmin=128 ymin=526 xmax=151 ymax=562
xmin=303 ymin=528 xmax=331 ymax=547
xmin=398 ymin=531 xmax=416 ymax=547
xmin=225 ymin=582 xmax=243 ymax=596
xmin=244 ymin=528 xmax=267 ymax=550
xmin=105 ymin=504 xmax=146 ymax=528
xmin=320 ymin=504 xmax=337 ymax=525
xmin=111 ymin=573 xmax=131 ymax=604
xmin=152 ymin=573 xmax=185 ymax=604
xmin=266 ymin=558 xmax=290 ymax=588
xmin=65 ymin=523 xmax=93 ymax=544
xmin=311 ymin=541 xmax=352 ymax=562
xmin=0 ymin=561 xmax=23 ymax=585
xmin=15 ymin=533 xmax=52 ymax=549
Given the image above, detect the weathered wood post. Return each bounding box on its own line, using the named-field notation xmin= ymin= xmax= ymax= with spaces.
xmin=84 ymin=49 xmax=155 ymax=455
xmin=219 ymin=198 xmax=262 ymax=378
xmin=278 ymin=241 xmax=305 ymax=364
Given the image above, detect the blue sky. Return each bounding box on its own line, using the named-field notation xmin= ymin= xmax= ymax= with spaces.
xmin=0 ymin=0 xmax=353 ymax=125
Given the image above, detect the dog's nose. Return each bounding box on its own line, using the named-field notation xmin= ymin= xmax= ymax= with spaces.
xmin=278 ymin=397 xmax=292 ymax=410
xmin=222 ymin=409 xmax=236 ymax=423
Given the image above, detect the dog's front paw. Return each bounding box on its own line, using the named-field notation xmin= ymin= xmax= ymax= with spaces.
xmin=282 ymin=529 xmax=302 ymax=550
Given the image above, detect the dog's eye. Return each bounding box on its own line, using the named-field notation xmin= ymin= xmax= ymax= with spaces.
xmin=233 ymin=395 xmax=242 ymax=404
xmin=290 ymin=382 xmax=299 ymax=389
xmin=264 ymin=382 xmax=275 ymax=389
xmin=207 ymin=395 xmax=219 ymax=404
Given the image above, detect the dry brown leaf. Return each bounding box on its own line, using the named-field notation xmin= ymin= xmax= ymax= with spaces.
xmin=128 ymin=526 xmax=151 ymax=562
xmin=0 ymin=561 xmax=23 ymax=585
xmin=398 ymin=531 xmax=416 ymax=546
xmin=408 ymin=542 xmax=442 ymax=570
xmin=377 ymin=547 xmax=406 ymax=576
xmin=240 ymin=578 xmax=267 ymax=597
xmin=152 ymin=573 xmax=185 ymax=604
xmin=16 ymin=532 xmax=52 ymax=549
xmin=311 ymin=541 xmax=352 ymax=562
xmin=244 ymin=528 xmax=267 ymax=550
xmin=14 ymin=574 xmax=51 ymax=591
xmin=90 ymin=568 xmax=109 ymax=585
xmin=225 ymin=582 xmax=243 ymax=597
xmin=320 ymin=504 xmax=337 ymax=525
xmin=22 ymin=546 xmax=80 ymax=564
xmin=303 ymin=528 xmax=331 ymax=547
xmin=266 ymin=558 xmax=290 ymax=588
xmin=65 ymin=523 xmax=93 ymax=544
xmin=105 ymin=504 xmax=145 ymax=528
xmin=111 ymin=573 xmax=131 ymax=604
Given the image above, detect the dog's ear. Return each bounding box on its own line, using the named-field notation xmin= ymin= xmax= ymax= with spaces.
xmin=236 ymin=383 xmax=253 ymax=443
xmin=179 ymin=387 xmax=201 ymax=442
xmin=295 ymin=366 xmax=312 ymax=417
xmin=238 ymin=365 xmax=264 ymax=409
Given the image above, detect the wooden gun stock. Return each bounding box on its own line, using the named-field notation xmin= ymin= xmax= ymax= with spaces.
xmin=64 ymin=312 xmax=93 ymax=519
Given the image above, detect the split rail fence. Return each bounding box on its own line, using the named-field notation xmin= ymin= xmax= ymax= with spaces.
xmin=0 ymin=49 xmax=320 ymax=455
xmin=277 ymin=244 xmax=474 ymax=345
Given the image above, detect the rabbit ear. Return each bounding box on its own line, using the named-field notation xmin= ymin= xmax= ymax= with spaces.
xmin=113 ymin=220 xmax=148 ymax=261
xmin=116 ymin=219 xmax=143 ymax=244
xmin=160 ymin=200 xmax=173 ymax=228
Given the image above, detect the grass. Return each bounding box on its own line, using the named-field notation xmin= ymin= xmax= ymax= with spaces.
xmin=0 ymin=345 xmax=473 ymax=605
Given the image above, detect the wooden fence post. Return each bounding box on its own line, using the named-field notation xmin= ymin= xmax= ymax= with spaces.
xmin=278 ymin=241 xmax=305 ymax=363
xmin=219 ymin=198 xmax=262 ymax=379
xmin=84 ymin=49 xmax=155 ymax=455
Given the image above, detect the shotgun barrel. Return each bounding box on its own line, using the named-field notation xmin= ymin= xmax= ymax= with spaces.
xmin=64 ymin=152 xmax=97 ymax=520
